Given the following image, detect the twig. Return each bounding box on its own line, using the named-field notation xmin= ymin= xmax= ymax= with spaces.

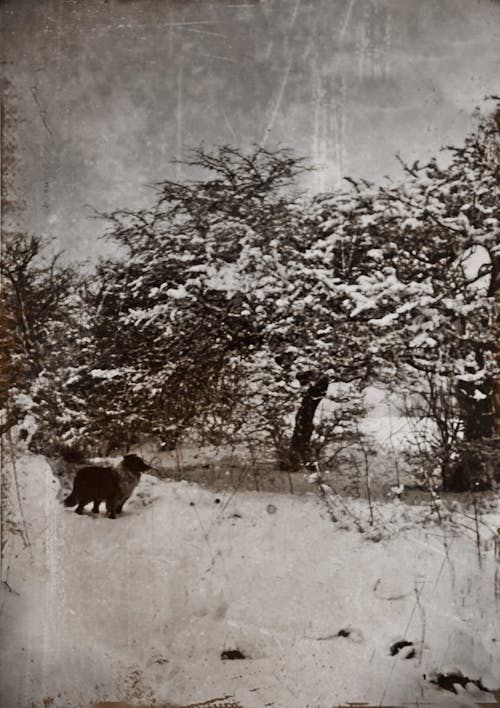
xmin=1 ymin=579 xmax=19 ymax=595
xmin=357 ymin=427 xmax=374 ymax=526
xmin=6 ymin=430 xmax=31 ymax=553
xmin=190 ymin=503 xmax=215 ymax=564
xmin=310 ymin=462 xmax=365 ymax=532
xmin=311 ymin=472 xmax=338 ymax=524
xmin=472 ymin=493 xmax=482 ymax=569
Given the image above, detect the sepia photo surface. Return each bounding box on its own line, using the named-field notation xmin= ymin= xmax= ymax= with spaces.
xmin=1 ymin=1 xmax=499 ymax=706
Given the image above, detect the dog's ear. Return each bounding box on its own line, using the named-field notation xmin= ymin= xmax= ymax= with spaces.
xmin=122 ymin=454 xmax=151 ymax=472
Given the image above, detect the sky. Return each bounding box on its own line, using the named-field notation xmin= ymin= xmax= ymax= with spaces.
xmin=1 ymin=0 xmax=499 ymax=261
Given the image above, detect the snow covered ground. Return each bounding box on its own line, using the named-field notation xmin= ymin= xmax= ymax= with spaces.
xmin=1 ymin=453 xmax=499 ymax=708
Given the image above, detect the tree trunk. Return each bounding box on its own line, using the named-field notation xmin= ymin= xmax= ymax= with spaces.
xmin=456 ymin=376 xmax=494 ymax=442
xmin=286 ymin=374 xmax=329 ymax=470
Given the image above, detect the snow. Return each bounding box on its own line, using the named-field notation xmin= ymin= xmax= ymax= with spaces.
xmin=369 ymin=312 xmax=399 ymax=328
xmin=165 ymin=284 xmax=189 ymax=299
xmin=90 ymin=368 xmax=123 ymax=380
xmin=11 ymin=393 xmax=36 ymax=411
xmin=410 ymin=333 xmax=438 ymax=349
xmin=473 ymin=390 xmax=488 ymax=401
xmin=1 ymin=453 xmax=499 ymax=707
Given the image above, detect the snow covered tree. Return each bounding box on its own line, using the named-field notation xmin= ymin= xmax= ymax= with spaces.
xmin=81 ymin=147 xmax=372 ymax=464
xmin=336 ymin=103 xmax=500 ymax=489
xmin=0 ymin=233 xmax=83 ymax=443
xmin=69 ymin=259 xmax=252 ymax=454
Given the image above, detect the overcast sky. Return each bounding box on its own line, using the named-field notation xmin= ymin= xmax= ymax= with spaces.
xmin=1 ymin=0 xmax=499 ymax=260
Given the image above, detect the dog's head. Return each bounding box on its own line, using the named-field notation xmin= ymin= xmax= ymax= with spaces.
xmin=121 ymin=454 xmax=151 ymax=474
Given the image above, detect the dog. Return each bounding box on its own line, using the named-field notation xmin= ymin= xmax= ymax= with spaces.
xmin=63 ymin=454 xmax=151 ymax=518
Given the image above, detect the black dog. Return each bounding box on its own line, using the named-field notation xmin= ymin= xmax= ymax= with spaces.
xmin=64 ymin=454 xmax=151 ymax=519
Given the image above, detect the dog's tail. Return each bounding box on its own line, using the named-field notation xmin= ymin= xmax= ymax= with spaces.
xmin=63 ymin=490 xmax=78 ymax=507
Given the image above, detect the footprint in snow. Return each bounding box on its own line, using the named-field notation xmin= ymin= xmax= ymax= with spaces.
xmin=390 ymin=640 xmax=416 ymax=659
xmin=428 ymin=671 xmax=492 ymax=697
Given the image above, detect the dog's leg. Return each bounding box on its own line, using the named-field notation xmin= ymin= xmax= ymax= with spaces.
xmin=75 ymin=495 xmax=93 ymax=515
xmin=92 ymin=499 xmax=101 ymax=513
xmin=116 ymin=500 xmax=125 ymax=515
xmin=106 ymin=498 xmax=117 ymax=519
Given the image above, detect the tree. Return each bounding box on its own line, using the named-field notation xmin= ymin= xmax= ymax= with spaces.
xmin=0 ymin=233 xmax=82 ymax=443
xmin=334 ymin=103 xmax=499 ymax=489
xmin=82 ymin=147 xmax=372 ymax=464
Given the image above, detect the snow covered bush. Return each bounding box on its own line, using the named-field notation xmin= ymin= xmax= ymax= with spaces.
xmin=0 ymin=233 xmax=89 ymax=453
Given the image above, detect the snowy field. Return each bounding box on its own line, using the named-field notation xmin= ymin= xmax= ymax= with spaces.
xmin=1 ymin=453 xmax=499 ymax=708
